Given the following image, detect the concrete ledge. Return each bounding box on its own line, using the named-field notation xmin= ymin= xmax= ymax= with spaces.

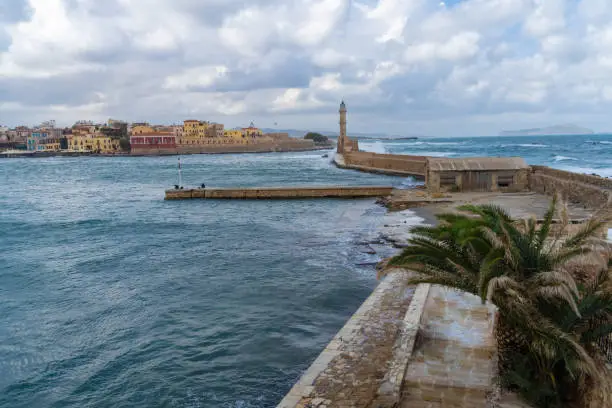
xmin=165 ymin=185 xmax=394 ymax=200
xmin=374 ymin=283 xmax=432 ymax=406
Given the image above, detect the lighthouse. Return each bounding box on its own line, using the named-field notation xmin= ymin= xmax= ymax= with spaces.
xmin=337 ymin=100 xmax=347 ymax=154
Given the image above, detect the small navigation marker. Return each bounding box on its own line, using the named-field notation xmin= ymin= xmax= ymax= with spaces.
xmin=177 ymin=156 xmax=182 ymax=189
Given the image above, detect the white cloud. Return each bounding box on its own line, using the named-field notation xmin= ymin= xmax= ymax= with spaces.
xmin=163 ymin=66 xmax=229 ymax=91
xmin=2 ymin=0 xmax=612 ymax=135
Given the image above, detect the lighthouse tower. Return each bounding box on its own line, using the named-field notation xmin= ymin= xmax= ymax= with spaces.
xmin=337 ymin=100 xmax=347 ymax=154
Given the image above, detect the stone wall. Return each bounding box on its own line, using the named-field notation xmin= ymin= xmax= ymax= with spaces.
xmin=531 ymin=165 xmax=612 ymax=189
xmin=131 ymin=139 xmax=317 ymax=156
xmin=342 ymin=152 xmax=427 ymax=177
xmin=131 ymin=146 xmax=178 ymax=156
xmin=529 ymin=166 xmax=612 ymax=209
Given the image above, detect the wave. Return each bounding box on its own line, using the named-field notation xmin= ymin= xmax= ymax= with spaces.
xmin=419 ymin=141 xmax=462 ymax=146
xmin=556 ymin=165 xmax=612 ymax=178
xmin=501 ymin=143 xmax=548 ymax=148
xmin=553 ymin=155 xmax=578 ymax=162
xmin=418 ymin=151 xmax=456 ymax=157
xmin=359 ymin=141 xmax=387 ymax=154
xmin=584 ymin=140 xmax=612 ymax=145
xmin=397 ymin=177 xmax=424 ymax=190
xmin=385 ymin=141 xmax=462 ymax=146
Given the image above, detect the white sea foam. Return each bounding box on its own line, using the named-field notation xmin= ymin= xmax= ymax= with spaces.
xmin=421 ymin=141 xmax=462 ymax=146
xmin=379 ymin=209 xmax=427 ymax=245
xmin=501 ymin=143 xmax=548 ymax=148
xmin=553 ymin=155 xmax=578 ymax=162
xmin=359 ymin=141 xmax=387 ymax=153
xmin=388 ymin=141 xmax=461 ymax=146
xmin=418 ymin=151 xmax=456 ymax=157
xmin=600 ymin=141 xmax=612 ymax=145
xmin=556 ymin=166 xmax=612 ymax=178
xmin=397 ymin=177 xmax=424 ymax=190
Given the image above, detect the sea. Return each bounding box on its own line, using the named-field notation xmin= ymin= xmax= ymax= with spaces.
xmin=1 ymin=133 xmax=611 ymax=408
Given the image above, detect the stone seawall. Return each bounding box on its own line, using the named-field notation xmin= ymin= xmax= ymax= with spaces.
xmin=529 ymin=166 xmax=612 ymax=209
xmin=531 ymin=165 xmax=612 ymax=189
xmin=334 ymin=153 xmax=427 ymax=178
xmin=165 ymin=186 xmax=394 ymax=200
xmin=131 ymin=140 xmax=322 ymax=156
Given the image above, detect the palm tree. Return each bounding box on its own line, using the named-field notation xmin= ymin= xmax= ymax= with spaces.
xmin=386 ymin=196 xmax=611 ymax=407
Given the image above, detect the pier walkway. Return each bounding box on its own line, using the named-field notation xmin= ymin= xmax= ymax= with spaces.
xmin=164 ymin=185 xmax=394 ymax=200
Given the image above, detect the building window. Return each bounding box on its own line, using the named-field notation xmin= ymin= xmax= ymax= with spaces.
xmin=498 ymin=175 xmax=514 ymax=188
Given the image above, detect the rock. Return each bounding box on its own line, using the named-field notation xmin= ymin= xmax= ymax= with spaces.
xmin=358 ymin=244 xmax=377 ymax=254
xmin=356 ymin=262 xmax=378 ymax=266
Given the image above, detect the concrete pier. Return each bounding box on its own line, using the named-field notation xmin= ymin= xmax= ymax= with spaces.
xmin=165 ymin=185 xmax=394 ymax=200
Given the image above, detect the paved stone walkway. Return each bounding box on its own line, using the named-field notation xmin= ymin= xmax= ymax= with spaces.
xmin=277 ymin=272 xmax=414 ymax=408
xmin=400 ymin=286 xmax=498 ymax=408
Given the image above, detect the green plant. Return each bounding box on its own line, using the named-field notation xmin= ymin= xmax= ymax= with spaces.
xmin=387 ymin=197 xmax=612 ymax=407
xmin=304 ymin=132 xmax=329 ymax=144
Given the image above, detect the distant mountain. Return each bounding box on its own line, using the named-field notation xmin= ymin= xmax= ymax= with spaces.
xmin=499 ymin=124 xmax=594 ymax=136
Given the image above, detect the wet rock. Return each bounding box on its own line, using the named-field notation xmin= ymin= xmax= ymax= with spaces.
xmin=358 ymin=244 xmax=377 ymax=254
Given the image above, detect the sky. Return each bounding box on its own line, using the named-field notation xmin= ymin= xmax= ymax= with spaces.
xmin=1 ymin=0 xmax=612 ymax=136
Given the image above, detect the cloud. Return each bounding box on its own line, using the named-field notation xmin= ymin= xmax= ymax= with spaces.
xmin=1 ymin=0 xmax=612 ymax=135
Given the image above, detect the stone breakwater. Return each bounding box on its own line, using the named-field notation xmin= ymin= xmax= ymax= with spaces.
xmin=528 ymin=165 xmax=612 ymax=209
xmin=165 ymin=186 xmax=394 ymax=200
xmin=333 ymin=153 xmax=427 ymax=178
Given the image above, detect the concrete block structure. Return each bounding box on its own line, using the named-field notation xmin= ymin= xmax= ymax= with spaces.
xmin=426 ymin=157 xmax=530 ymax=193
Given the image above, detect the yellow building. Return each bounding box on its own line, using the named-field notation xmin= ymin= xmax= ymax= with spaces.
xmin=131 ymin=124 xmax=155 ymax=135
xmin=69 ymin=135 xmax=120 ymax=153
xmin=40 ymin=141 xmax=61 ymax=151
xmin=180 ymin=120 xmax=211 ymax=145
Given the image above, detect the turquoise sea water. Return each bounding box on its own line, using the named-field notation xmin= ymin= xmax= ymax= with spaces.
xmin=359 ymin=134 xmax=612 ymax=177
xmin=1 ymin=135 xmax=612 ymax=408
xmin=0 ymin=150 xmax=403 ymax=408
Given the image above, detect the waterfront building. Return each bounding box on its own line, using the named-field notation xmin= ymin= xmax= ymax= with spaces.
xmin=68 ymin=134 xmax=120 ymax=153
xmin=131 ymin=124 xmax=155 ymax=135
xmin=38 ymin=137 xmax=62 ymax=151
xmin=425 ymin=157 xmax=530 ymax=193
xmin=223 ymin=129 xmax=243 ymax=139
xmin=27 ymin=131 xmax=50 ymax=151
xmin=172 ymin=125 xmax=184 ymax=143
xmin=206 ymin=123 xmax=224 ymax=138
xmin=14 ymin=126 xmax=31 ymax=143
xmin=241 ymin=122 xmax=264 ymax=139
xmin=181 ymin=120 xmax=210 ymax=145
xmin=130 ymin=132 xmax=176 ymax=154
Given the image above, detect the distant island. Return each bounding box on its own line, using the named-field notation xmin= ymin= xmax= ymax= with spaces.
xmin=500 ymin=124 xmax=594 ymax=136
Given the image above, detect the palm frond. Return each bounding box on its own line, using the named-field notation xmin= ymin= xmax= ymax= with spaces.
xmin=536 ymin=194 xmax=557 ymax=249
